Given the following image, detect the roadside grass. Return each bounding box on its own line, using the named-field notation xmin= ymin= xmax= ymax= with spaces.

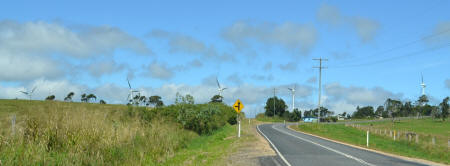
xmin=292 ymin=123 xmax=449 ymax=164
xmin=0 ymin=99 xmax=240 ymax=165
xmin=162 ymin=124 xmax=237 ymax=166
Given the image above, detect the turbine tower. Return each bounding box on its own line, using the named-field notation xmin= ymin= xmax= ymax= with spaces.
xmin=216 ymin=77 xmax=227 ymax=97
xmin=420 ymin=74 xmax=426 ymax=95
xmin=288 ymin=85 xmax=296 ymax=112
xmin=127 ymin=78 xmax=140 ymax=105
xmin=19 ymin=87 xmax=37 ymax=100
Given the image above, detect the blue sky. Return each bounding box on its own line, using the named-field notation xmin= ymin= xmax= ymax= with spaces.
xmin=0 ymin=0 xmax=449 ymax=117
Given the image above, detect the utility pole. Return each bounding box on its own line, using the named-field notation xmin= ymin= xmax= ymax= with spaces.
xmin=273 ymin=88 xmax=276 ymax=117
xmin=313 ymin=58 xmax=328 ymax=123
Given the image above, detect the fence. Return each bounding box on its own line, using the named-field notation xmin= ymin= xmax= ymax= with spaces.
xmin=345 ymin=123 xmax=450 ymax=148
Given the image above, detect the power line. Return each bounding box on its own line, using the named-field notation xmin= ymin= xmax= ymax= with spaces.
xmin=313 ymin=58 xmax=327 ymax=123
xmin=336 ymin=28 xmax=450 ymax=65
xmin=331 ymin=42 xmax=450 ymax=68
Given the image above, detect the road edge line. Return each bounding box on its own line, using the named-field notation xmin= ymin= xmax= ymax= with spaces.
xmin=286 ymin=125 xmax=448 ymax=166
xmin=256 ymin=124 xmax=292 ymax=166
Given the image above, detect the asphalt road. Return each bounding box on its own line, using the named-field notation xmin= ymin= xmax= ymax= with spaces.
xmin=257 ymin=124 xmax=429 ymax=166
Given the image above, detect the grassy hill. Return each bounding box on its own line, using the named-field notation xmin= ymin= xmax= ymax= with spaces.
xmin=0 ymin=99 xmax=239 ymax=165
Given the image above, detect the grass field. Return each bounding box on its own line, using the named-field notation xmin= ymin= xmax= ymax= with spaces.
xmin=292 ymin=120 xmax=450 ymax=164
xmin=356 ymin=118 xmax=449 ymax=137
xmin=0 ymin=99 xmax=240 ymax=165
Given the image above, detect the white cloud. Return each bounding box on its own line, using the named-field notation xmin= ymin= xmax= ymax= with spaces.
xmin=263 ymin=62 xmax=272 ymax=71
xmin=279 ymin=62 xmax=298 ymax=71
xmin=222 ymin=21 xmax=318 ymax=55
xmin=0 ymin=20 xmax=151 ymax=81
xmin=323 ymin=82 xmax=403 ymax=114
xmin=306 ymin=76 xmax=317 ymax=84
xmin=144 ymin=61 xmax=174 ymax=80
xmin=148 ymin=29 xmax=234 ymax=62
xmin=0 ymin=20 xmax=151 ymax=58
xmin=317 ymin=4 xmax=380 ymax=42
xmin=0 ymin=53 xmax=64 ymax=81
xmin=424 ymin=21 xmax=450 ymax=45
xmin=86 ymin=59 xmax=126 ymax=77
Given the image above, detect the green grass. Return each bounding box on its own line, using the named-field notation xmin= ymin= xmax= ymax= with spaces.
xmin=162 ymin=124 xmax=237 ymax=166
xmin=292 ymin=123 xmax=449 ymax=164
xmin=0 ymin=99 xmax=240 ymax=165
xmin=356 ymin=118 xmax=449 ymax=137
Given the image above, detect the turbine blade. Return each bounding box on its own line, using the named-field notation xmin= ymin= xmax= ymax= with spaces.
xmin=127 ymin=79 xmax=132 ymax=89
xmin=31 ymin=87 xmax=37 ymax=93
xmin=288 ymin=88 xmax=292 ymax=91
xmin=216 ymin=77 xmax=221 ymax=88
xmin=222 ymin=88 xmax=227 ymax=90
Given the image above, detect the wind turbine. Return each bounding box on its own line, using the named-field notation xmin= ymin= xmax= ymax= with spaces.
xmin=127 ymin=78 xmax=140 ymax=105
xmin=19 ymin=87 xmax=37 ymax=100
xmin=288 ymin=85 xmax=296 ymax=112
xmin=420 ymin=73 xmax=426 ymax=95
xmin=216 ymin=77 xmax=227 ymax=97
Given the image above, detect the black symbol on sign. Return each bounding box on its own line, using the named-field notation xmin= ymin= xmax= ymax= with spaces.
xmin=235 ymin=102 xmax=241 ymax=111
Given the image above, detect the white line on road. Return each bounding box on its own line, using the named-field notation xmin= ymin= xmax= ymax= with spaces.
xmin=271 ymin=124 xmax=376 ymax=166
xmin=257 ymin=125 xmax=292 ymax=166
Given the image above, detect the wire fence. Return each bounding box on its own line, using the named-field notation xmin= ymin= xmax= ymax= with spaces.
xmin=345 ymin=123 xmax=450 ymax=149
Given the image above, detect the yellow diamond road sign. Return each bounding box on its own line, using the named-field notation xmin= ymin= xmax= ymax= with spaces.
xmin=233 ymin=99 xmax=244 ymax=113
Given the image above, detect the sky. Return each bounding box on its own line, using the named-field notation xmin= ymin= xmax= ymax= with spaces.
xmin=0 ymin=0 xmax=449 ymax=117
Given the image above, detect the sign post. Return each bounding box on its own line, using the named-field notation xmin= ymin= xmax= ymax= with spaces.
xmin=233 ymin=99 xmax=244 ymax=138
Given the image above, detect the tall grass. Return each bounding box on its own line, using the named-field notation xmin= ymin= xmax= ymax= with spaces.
xmin=0 ymin=100 xmax=197 ymax=165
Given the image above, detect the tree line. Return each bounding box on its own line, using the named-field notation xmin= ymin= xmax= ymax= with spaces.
xmin=262 ymin=95 xmax=449 ymax=122
xmin=352 ymin=95 xmax=449 ymax=121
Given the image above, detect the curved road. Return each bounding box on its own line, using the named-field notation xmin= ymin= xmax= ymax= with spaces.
xmin=257 ymin=124 xmax=428 ymax=166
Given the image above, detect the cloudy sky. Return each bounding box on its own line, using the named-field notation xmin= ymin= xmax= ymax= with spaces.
xmin=1 ymin=0 xmax=449 ymax=117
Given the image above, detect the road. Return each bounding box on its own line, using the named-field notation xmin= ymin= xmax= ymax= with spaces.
xmin=257 ymin=124 xmax=428 ymax=166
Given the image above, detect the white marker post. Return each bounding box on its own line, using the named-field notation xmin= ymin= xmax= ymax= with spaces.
xmin=366 ymin=130 xmax=369 ymax=147
xmin=238 ymin=115 xmax=241 ymax=138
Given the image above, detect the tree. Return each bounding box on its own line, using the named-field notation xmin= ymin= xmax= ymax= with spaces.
xmin=64 ymin=92 xmax=75 ymax=102
xmin=288 ymin=108 xmax=302 ymax=122
xmin=418 ymin=95 xmax=429 ymax=106
xmin=264 ymin=97 xmax=287 ymax=117
xmin=149 ymin=95 xmax=164 ymax=107
xmin=384 ymin=98 xmax=402 ymax=121
xmin=375 ymin=106 xmax=384 ymax=117
xmin=99 ymin=100 xmax=106 ymax=104
xmin=139 ymin=96 xmax=147 ymax=106
xmin=352 ymin=106 xmax=374 ymax=118
xmin=45 ymin=95 xmax=55 ymax=101
xmin=185 ymin=94 xmax=195 ymax=104
xmin=440 ymin=97 xmax=449 ymax=121
xmin=133 ymin=95 xmax=140 ymax=105
xmin=86 ymin=94 xmax=97 ymax=103
xmin=210 ymin=95 xmax=223 ymax=103
xmin=81 ymin=93 xmax=88 ymax=103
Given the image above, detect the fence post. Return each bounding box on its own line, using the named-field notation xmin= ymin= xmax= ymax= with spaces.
xmin=367 ymin=130 xmax=369 ymax=147
xmin=415 ymin=135 xmax=419 ymax=143
xmin=432 ymin=137 xmax=435 ymax=145
xmin=11 ymin=114 xmax=16 ymax=136
xmin=390 ymin=130 xmax=392 ymax=137
xmin=394 ymin=130 xmax=396 ymax=141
